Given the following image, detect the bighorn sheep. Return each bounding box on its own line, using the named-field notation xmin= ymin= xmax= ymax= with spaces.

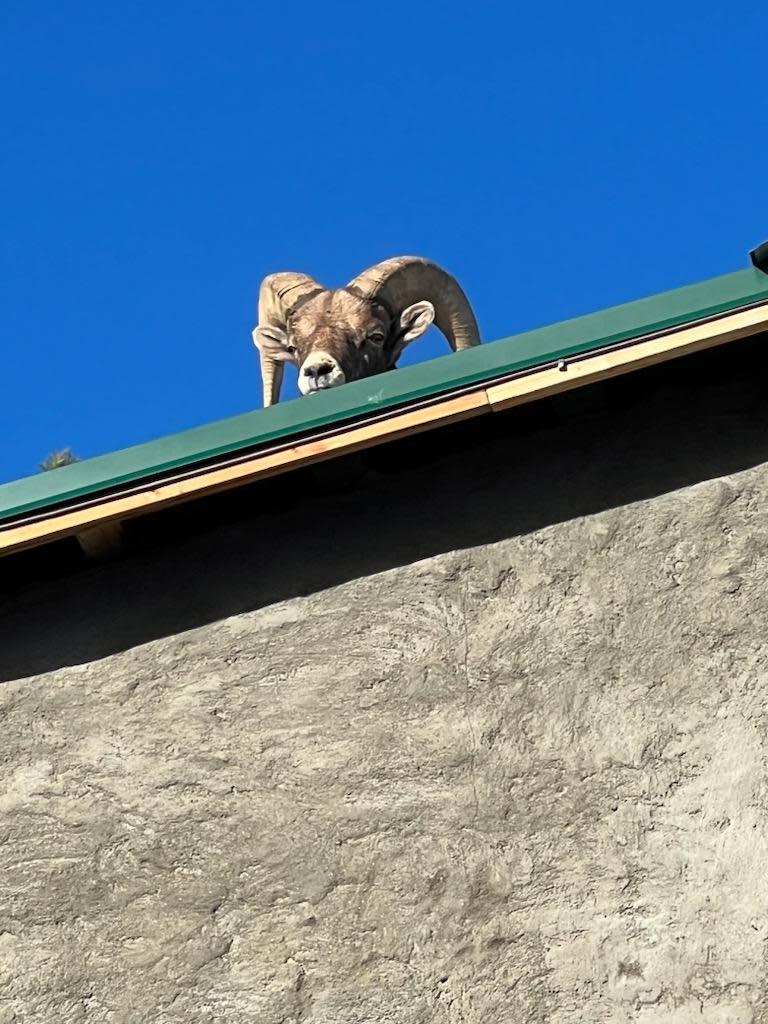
xmin=252 ymin=256 xmax=481 ymax=406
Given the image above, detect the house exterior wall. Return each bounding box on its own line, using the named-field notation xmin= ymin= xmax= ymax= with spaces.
xmin=2 ymin=340 xmax=768 ymax=1023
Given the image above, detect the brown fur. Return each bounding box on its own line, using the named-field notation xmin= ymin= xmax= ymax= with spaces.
xmin=254 ymin=256 xmax=481 ymax=405
xmin=287 ymin=289 xmax=396 ymax=382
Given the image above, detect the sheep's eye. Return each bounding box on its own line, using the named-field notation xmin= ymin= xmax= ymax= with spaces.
xmin=286 ymin=344 xmax=298 ymax=356
xmin=367 ymin=332 xmax=385 ymax=345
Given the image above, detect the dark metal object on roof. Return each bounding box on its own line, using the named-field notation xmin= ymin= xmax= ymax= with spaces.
xmin=750 ymin=241 xmax=768 ymax=274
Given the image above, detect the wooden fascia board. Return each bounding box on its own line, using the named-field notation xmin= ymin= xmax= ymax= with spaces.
xmin=485 ymin=301 xmax=768 ymax=410
xmin=0 ymin=392 xmax=489 ymax=556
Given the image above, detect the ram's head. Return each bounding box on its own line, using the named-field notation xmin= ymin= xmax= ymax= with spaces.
xmin=252 ymin=256 xmax=481 ymax=406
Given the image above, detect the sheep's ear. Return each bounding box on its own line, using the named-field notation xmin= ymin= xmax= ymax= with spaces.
xmin=399 ymin=301 xmax=435 ymax=344
xmin=252 ymin=324 xmax=295 ymax=362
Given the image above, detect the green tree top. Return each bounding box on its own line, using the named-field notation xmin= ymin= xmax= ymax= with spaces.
xmin=39 ymin=448 xmax=80 ymax=472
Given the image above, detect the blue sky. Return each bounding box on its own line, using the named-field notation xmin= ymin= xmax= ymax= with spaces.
xmin=2 ymin=2 xmax=767 ymax=483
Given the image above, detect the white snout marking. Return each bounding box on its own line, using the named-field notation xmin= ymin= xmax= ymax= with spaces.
xmin=298 ymin=351 xmax=346 ymax=395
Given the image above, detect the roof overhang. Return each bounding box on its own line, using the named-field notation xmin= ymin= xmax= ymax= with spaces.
xmin=3 ymin=265 xmax=768 ymax=560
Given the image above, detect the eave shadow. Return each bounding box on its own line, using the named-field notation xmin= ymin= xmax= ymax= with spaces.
xmin=2 ymin=332 xmax=768 ymax=682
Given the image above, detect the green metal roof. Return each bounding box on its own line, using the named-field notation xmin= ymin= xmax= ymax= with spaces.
xmin=3 ymin=265 xmax=768 ymax=524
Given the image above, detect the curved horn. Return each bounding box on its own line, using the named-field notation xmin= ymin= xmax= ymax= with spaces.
xmin=258 ymin=348 xmax=284 ymax=410
xmin=255 ymin=272 xmax=324 ymax=406
xmin=347 ymin=257 xmax=480 ymax=361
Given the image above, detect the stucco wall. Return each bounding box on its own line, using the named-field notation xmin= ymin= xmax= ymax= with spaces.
xmin=2 ymin=337 xmax=768 ymax=1023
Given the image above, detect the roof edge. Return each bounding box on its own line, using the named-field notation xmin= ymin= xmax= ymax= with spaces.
xmin=3 ymin=264 xmax=768 ymax=523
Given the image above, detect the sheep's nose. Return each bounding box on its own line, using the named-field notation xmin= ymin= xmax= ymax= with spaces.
xmin=303 ymin=360 xmax=334 ymax=380
xmin=297 ymin=352 xmax=345 ymax=396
